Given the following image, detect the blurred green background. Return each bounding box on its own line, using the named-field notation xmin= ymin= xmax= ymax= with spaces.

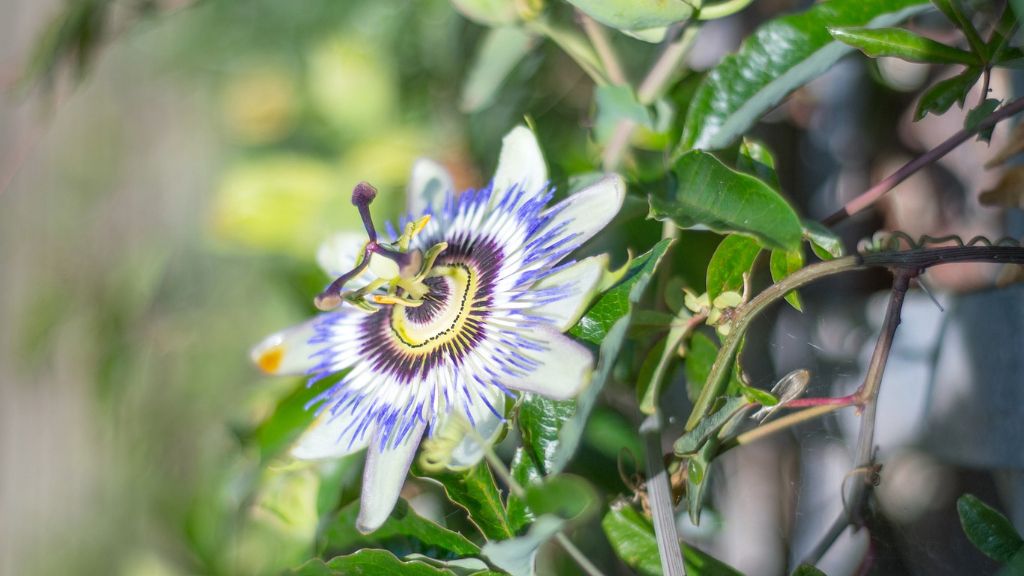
xmin=0 ymin=1 xmax=607 ymax=573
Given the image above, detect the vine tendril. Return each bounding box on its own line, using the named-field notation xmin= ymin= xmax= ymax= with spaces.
xmin=857 ymin=231 xmax=1022 ymax=254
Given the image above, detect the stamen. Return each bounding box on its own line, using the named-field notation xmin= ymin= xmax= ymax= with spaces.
xmin=351 ymin=181 xmax=379 ymax=243
xmin=372 ymin=294 xmax=424 ymax=307
xmin=414 ymin=242 xmax=449 ymax=282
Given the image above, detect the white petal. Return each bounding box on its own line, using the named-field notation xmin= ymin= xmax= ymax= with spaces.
xmin=491 ymin=126 xmax=547 ymax=206
xmin=538 ymin=174 xmax=625 ymax=251
xmin=406 ymin=158 xmax=454 ymax=216
xmin=291 ymin=411 xmax=372 ymax=460
xmin=527 ymin=255 xmax=609 ymax=332
xmin=442 ymin=385 xmax=506 ymax=470
xmin=251 ymin=319 xmax=321 ymax=376
xmin=317 ymin=232 xmax=371 ymax=280
xmin=357 ymin=421 xmax=427 ymax=533
xmin=502 ymin=327 xmax=594 ymax=400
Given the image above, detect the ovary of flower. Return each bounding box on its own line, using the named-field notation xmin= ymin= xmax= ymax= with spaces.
xmin=250 ymin=125 xmax=625 ymax=533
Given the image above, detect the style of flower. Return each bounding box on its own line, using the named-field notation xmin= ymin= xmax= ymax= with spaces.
xmin=251 ymin=127 xmax=624 ymax=533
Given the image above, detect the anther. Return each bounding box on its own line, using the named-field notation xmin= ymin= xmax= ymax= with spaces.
xmin=351 ymin=181 xmax=379 ymax=243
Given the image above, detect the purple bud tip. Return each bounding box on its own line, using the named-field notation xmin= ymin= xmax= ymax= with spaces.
xmin=352 ymin=182 xmax=378 ymax=206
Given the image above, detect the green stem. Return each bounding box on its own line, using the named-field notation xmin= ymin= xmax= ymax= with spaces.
xmin=578 ymin=12 xmax=626 ymax=85
xmin=480 ymin=442 xmax=608 ymax=576
xmin=603 ymin=24 xmax=699 ymax=171
xmin=527 ymin=19 xmax=610 ymax=86
xmin=685 ymin=256 xmax=864 ymax=430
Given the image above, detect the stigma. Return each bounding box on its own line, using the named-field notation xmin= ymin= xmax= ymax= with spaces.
xmin=314 ymin=182 xmax=447 ymax=313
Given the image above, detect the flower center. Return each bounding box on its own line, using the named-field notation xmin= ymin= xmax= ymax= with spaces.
xmin=389 ymin=264 xmax=481 ymax=353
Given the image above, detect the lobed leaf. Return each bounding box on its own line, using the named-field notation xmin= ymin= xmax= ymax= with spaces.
xmin=966 ymin=98 xmax=1001 ymax=142
xmin=652 ymin=150 xmax=804 ymax=251
xmin=829 ymin=26 xmax=979 ymax=64
xmin=506 ymin=447 xmax=543 ymax=532
xmin=564 ymin=0 xmax=696 ymax=35
xmin=637 ymin=310 xmax=693 ymax=415
xmin=524 ymin=474 xmax=598 ymax=522
xmin=290 ymin=549 xmax=454 ymax=575
xmin=736 ymin=138 xmax=782 ymax=190
xmin=770 ymin=248 xmax=805 ymax=311
xmin=569 ymin=240 xmax=673 ymax=345
xmin=415 ymin=463 xmax=514 ymax=541
xmin=556 ymin=239 xmax=673 ymax=472
xmin=957 ymin=494 xmax=1024 ymax=564
xmin=914 ymin=67 xmax=982 ymax=120
xmin=684 ymin=332 xmax=719 ymax=402
xmin=322 ymin=499 xmax=480 ymax=557
xmin=707 ymin=235 xmax=761 ymax=301
xmin=802 ymin=219 xmax=845 ymax=260
xmin=594 ymin=84 xmax=654 ymax=144
xmin=517 ymin=394 xmax=576 ymax=475
xmin=601 ymin=502 xmax=741 ymax=575
xmin=680 ymin=0 xmax=930 ymax=150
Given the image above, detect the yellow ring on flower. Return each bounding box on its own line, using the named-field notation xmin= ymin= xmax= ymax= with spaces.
xmin=389 ymin=264 xmax=482 ymax=355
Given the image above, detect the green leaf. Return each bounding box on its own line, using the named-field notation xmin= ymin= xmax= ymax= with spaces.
xmin=1000 ymin=549 xmax=1024 ymax=576
xmin=684 ymin=332 xmax=718 ymax=402
xmin=829 ymin=26 xmax=979 ymax=64
xmin=673 ymin=396 xmax=748 ymax=456
xmin=461 ymin=26 xmax=535 ymax=112
xmin=638 ymin=307 xmax=695 ymax=414
xmin=602 ymin=503 xmax=742 ymax=576
xmin=595 ymin=84 xmax=654 ymax=144
xmin=802 ymin=219 xmax=845 ymax=260
xmin=736 ymin=138 xmax=781 ymax=190
xmin=583 ymin=408 xmax=645 ymax=463
xmin=506 ymin=447 xmax=543 ymax=532
xmin=517 ymin=393 xmax=577 ymax=475
xmin=791 ymin=564 xmax=828 ymax=576
xmin=1012 ymin=0 xmax=1024 ymax=34
xmin=404 ymin=555 xmax=500 ymax=575
xmin=966 ymin=98 xmax=1001 ymax=142
xmin=416 ymin=463 xmax=514 ymax=541
xmin=680 ymin=0 xmax=930 ymax=150
xmin=770 ymin=249 xmax=805 ymax=311
xmin=958 ymin=494 xmax=1024 ymax=563
xmin=556 ymin=239 xmax=673 ymax=472
xmin=481 ymin=515 xmax=565 ymax=576
xmin=685 ymin=437 xmax=718 ymax=524
xmin=739 ymin=384 xmax=778 ymax=407
xmin=291 ymin=549 xmax=455 ymax=575
xmin=525 ymin=474 xmax=598 ymax=521
xmin=707 ymin=235 xmax=761 ymax=301
xmin=248 ymin=376 xmax=339 ymax=463
xmin=914 ymin=67 xmax=982 ymax=120
xmin=652 ymin=150 xmax=803 ymax=251
xmin=322 ymin=499 xmax=481 ymax=557
xmin=570 ymin=239 xmax=673 ymax=344
xmin=529 ymin=19 xmax=609 ymax=83
xmin=564 ymin=0 xmax=696 ymax=34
